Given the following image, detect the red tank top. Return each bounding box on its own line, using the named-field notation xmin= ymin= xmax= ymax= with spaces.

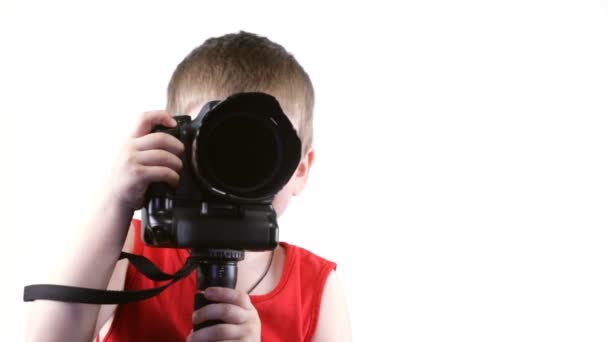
xmin=100 ymin=219 xmax=336 ymax=342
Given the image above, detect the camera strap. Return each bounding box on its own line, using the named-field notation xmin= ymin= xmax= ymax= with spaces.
xmin=23 ymin=252 xmax=200 ymax=304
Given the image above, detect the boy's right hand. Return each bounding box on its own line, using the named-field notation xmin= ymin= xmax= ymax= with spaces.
xmin=108 ymin=110 xmax=185 ymax=211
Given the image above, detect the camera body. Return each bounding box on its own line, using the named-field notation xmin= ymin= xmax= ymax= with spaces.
xmin=141 ymin=92 xmax=301 ymax=251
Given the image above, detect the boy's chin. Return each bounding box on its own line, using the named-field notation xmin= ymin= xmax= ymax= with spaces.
xmin=272 ymin=199 xmax=292 ymax=217
xmin=273 ymin=204 xmax=289 ymax=218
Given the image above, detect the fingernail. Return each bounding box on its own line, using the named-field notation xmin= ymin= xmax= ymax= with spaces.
xmin=169 ymin=118 xmax=177 ymax=127
xmin=205 ymin=288 xmax=215 ymax=298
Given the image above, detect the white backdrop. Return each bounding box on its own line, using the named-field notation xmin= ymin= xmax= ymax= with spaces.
xmin=3 ymin=0 xmax=608 ymax=341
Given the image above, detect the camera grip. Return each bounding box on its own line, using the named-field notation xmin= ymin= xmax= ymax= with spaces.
xmin=145 ymin=116 xmax=191 ymax=201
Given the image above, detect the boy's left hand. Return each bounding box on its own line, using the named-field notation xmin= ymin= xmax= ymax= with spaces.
xmin=188 ymin=287 xmax=261 ymax=342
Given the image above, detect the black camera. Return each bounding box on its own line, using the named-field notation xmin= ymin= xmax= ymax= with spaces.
xmin=142 ymin=92 xmax=301 ymax=251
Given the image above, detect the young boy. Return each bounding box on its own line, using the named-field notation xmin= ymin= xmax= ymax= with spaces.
xmin=27 ymin=32 xmax=351 ymax=342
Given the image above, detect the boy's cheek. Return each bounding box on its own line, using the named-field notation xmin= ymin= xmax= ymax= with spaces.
xmin=272 ymin=185 xmax=293 ymax=217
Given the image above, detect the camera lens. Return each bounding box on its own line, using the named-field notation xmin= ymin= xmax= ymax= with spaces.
xmin=191 ymin=93 xmax=301 ymax=202
xmin=206 ymin=115 xmax=279 ymax=191
xmin=194 ymin=112 xmax=283 ymax=199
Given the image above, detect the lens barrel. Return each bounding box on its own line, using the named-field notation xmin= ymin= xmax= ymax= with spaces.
xmin=192 ymin=93 xmax=301 ymax=202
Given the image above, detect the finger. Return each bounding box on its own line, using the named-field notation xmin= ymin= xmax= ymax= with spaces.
xmin=136 ymin=150 xmax=183 ymax=172
xmin=187 ymin=324 xmax=243 ymax=342
xmin=132 ymin=165 xmax=180 ymax=188
xmin=204 ymin=288 xmax=253 ymax=310
xmin=192 ymin=303 xmax=247 ymax=325
xmin=131 ymin=111 xmax=177 ymax=138
xmin=133 ymin=132 xmax=185 ymax=155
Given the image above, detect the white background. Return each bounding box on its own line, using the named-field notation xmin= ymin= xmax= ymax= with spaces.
xmin=2 ymin=0 xmax=608 ymax=341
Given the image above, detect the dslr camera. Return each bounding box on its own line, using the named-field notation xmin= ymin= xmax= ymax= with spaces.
xmin=142 ymin=92 xmax=301 ymax=251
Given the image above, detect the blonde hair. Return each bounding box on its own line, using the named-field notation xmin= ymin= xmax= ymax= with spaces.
xmin=166 ymin=31 xmax=315 ymax=154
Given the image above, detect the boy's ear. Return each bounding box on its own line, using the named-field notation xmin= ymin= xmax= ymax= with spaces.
xmin=293 ymin=147 xmax=315 ymax=196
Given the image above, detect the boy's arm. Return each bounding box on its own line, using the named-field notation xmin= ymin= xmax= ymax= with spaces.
xmin=312 ymin=270 xmax=352 ymax=342
xmin=94 ymin=222 xmax=135 ymax=337
xmin=26 ymin=196 xmax=135 ymax=342
xmin=26 ymin=111 xmax=183 ymax=342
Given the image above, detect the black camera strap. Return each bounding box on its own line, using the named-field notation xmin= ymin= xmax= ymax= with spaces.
xmin=23 ymin=252 xmax=199 ymax=304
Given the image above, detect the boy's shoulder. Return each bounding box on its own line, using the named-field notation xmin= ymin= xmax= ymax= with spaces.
xmin=280 ymin=241 xmax=336 ymax=273
xmin=272 ymin=241 xmax=337 ymax=300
